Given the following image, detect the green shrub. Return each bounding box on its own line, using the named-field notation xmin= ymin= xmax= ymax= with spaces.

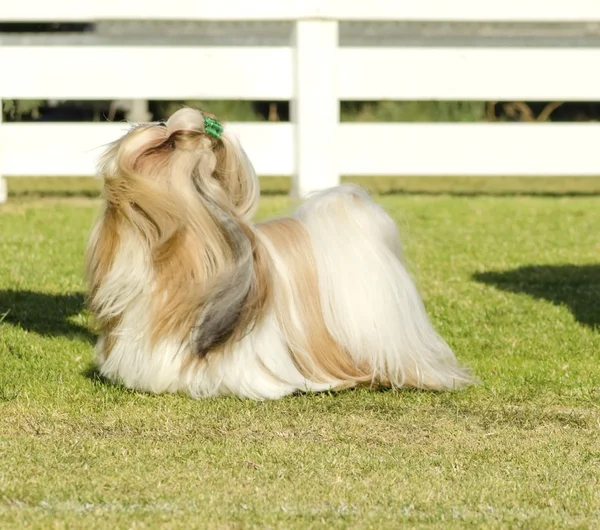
xmin=341 ymin=100 xmax=487 ymax=122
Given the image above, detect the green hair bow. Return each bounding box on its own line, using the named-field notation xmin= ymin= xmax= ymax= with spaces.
xmin=203 ymin=117 xmax=223 ymax=139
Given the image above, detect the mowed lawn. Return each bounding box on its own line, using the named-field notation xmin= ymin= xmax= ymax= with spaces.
xmin=0 ymin=177 xmax=599 ymax=529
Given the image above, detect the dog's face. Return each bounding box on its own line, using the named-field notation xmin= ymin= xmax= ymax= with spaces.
xmin=99 ymin=107 xmax=259 ymax=222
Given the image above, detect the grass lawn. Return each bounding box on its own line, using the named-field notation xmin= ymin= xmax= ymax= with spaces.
xmin=1 ymin=177 xmax=599 ymax=529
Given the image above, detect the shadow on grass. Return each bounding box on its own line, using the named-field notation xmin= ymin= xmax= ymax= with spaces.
xmin=81 ymin=364 xmax=116 ymax=387
xmin=82 ymin=364 xmax=101 ymax=379
xmin=0 ymin=289 xmax=95 ymax=342
xmin=473 ymin=264 xmax=600 ymax=330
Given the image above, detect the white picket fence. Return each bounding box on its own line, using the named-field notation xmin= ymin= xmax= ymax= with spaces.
xmin=2 ymin=0 xmax=600 ymax=203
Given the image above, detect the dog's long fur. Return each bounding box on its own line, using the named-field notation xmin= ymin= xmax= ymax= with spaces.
xmin=85 ymin=108 xmax=476 ymax=399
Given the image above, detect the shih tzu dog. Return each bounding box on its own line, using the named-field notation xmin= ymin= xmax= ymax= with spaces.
xmin=85 ymin=108 xmax=475 ymax=399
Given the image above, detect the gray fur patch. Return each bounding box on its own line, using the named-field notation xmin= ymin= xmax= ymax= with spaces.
xmin=190 ymin=178 xmax=255 ymax=356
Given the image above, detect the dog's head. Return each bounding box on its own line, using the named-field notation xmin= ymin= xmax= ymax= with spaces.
xmin=99 ymin=107 xmax=259 ymax=222
xmin=88 ymin=108 xmax=269 ymax=356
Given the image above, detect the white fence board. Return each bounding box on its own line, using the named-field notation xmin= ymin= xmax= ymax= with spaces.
xmin=339 ymin=123 xmax=600 ymax=176
xmin=5 ymin=46 xmax=600 ymax=103
xmin=0 ymin=123 xmax=294 ymax=176
xmin=2 ymin=0 xmax=600 ymax=22
xmin=0 ymin=47 xmax=292 ymax=100
xmin=3 ymin=123 xmax=599 ymax=178
xmin=326 ymin=0 xmax=600 ymax=22
xmin=0 ymin=0 xmax=305 ymax=22
xmin=339 ymin=48 xmax=600 ymax=102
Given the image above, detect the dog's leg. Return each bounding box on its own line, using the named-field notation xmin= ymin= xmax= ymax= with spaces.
xmin=293 ymin=185 xmax=476 ymax=390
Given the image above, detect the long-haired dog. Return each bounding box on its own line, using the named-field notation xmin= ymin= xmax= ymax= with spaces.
xmin=85 ymin=108 xmax=475 ymax=399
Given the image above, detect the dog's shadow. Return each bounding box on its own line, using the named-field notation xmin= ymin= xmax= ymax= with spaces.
xmin=473 ymin=264 xmax=600 ymax=330
xmin=0 ymin=289 xmax=96 ymax=343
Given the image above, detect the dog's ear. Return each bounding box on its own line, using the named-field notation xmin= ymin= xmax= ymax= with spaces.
xmin=173 ymin=126 xmax=265 ymax=355
xmin=190 ymin=218 xmax=256 ymax=356
xmin=186 ymin=177 xmax=264 ymax=356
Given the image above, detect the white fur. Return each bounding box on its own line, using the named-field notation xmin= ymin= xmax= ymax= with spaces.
xmin=183 ymin=311 xmax=336 ymax=400
xmin=294 ymin=185 xmax=472 ymax=390
xmin=100 ymin=303 xmax=335 ymax=400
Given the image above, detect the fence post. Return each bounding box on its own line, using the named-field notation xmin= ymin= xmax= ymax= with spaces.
xmin=0 ymin=98 xmax=6 ymax=204
xmin=291 ymin=18 xmax=340 ymax=198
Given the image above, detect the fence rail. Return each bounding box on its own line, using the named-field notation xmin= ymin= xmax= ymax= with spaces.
xmin=3 ymin=122 xmax=599 ymax=178
xmin=3 ymin=0 xmax=600 ymax=22
xmin=4 ymin=46 xmax=600 ymax=102
xmin=2 ymin=0 xmax=600 ymax=203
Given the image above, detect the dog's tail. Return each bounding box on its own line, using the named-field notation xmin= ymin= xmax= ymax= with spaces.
xmin=294 ymin=185 xmax=477 ymax=390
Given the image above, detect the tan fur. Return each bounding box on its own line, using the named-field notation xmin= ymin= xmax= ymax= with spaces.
xmin=210 ymin=226 xmax=271 ymax=352
xmin=151 ymin=223 xmax=271 ymax=352
xmin=102 ymin=316 xmax=121 ymax=360
xmin=85 ymin=204 xmax=122 ymax=361
xmin=213 ymin=137 xmax=259 ymax=221
xmin=85 ymin=205 xmax=121 ymax=309
xmin=87 ymin=110 xmax=271 ymax=362
xmin=150 ymin=229 xmax=204 ymax=346
xmin=147 ymin=142 xmax=269 ymax=351
xmin=258 ymin=218 xmax=371 ymax=386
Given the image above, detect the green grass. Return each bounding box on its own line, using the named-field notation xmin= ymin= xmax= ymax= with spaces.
xmin=8 ymin=175 xmax=600 ymax=198
xmin=1 ymin=178 xmax=599 ymax=529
